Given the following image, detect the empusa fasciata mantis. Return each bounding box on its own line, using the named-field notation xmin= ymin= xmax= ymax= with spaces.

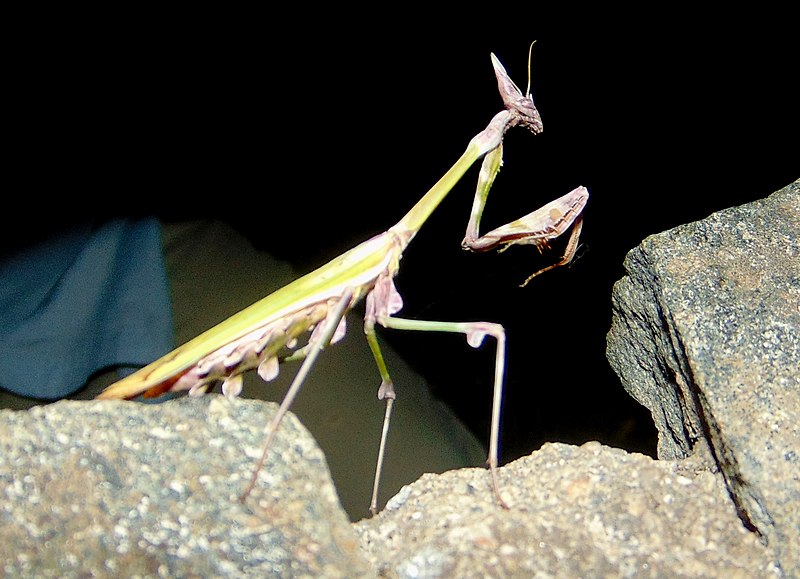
xmin=97 ymin=46 xmax=589 ymax=514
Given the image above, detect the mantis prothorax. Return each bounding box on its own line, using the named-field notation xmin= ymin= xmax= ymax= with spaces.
xmin=97 ymin=49 xmax=589 ymax=515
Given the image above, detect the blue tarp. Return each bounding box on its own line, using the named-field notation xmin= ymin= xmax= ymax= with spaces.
xmin=0 ymin=218 xmax=174 ymax=399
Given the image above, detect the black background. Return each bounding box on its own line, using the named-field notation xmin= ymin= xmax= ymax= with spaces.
xmin=9 ymin=11 xmax=798 ymax=463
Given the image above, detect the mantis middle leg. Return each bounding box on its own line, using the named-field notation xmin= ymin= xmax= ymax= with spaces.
xmin=363 ymin=273 xmax=509 ymax=514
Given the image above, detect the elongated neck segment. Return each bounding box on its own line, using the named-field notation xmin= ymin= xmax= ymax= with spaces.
xmin=390 ymin=110 xmax=512 ymax=243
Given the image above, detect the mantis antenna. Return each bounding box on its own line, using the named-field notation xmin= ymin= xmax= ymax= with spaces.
xmin=526 ymin=40 xmax=537 ymax=97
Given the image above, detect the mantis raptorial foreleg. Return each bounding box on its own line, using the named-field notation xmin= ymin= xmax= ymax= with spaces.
xmin=463 ymin=159 xmax=589 ymax=287
xmin=96 ymin=47 xmax=589 ymax=516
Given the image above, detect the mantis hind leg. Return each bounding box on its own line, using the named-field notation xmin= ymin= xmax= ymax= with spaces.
xmin=239 ymin=289 xmax=354 ymax=503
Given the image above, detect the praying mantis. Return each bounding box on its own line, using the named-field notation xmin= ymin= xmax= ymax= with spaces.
xmin=97 ymin=47 xmax=589 ymax=514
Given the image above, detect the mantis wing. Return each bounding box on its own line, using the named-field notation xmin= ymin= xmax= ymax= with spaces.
xmin=97 ymin=232 xmax=401 ymax=399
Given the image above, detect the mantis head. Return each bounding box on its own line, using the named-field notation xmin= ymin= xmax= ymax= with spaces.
xmin=490 ymin=41 xmax=543 ymax=134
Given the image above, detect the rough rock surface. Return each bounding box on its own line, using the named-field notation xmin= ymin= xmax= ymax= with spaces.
xmin=356 ymin=441 xmax=778 ymax=577
xmin=0 ymin=397 xmax=782 ymax=578
xmin=0 ymin=397 xmax=372 ymax=578
xmin=607 ymin=179 xmax=799 ymax=575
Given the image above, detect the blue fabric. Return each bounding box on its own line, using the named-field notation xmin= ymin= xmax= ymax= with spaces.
xmin=0 ymin=218 xmax=174 ymax=399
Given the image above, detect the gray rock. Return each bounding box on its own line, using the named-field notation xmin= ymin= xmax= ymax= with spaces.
xmin=355 ymin=442 xmax=778 ymax=577
xmin=1 ymin=395 xmax=780 ymax=578
xmin=0 ymin=396 xmax=373 ymax=578
xmin=607 ymin=179 xmax=800 ymax=575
